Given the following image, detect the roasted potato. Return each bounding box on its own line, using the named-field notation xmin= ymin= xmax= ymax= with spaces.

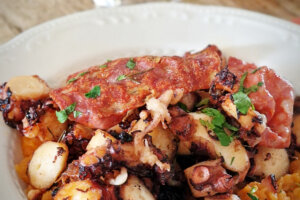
xmin=28 ymin=141 xmax=68 ymax=189
xmin=54 ymin=180 xmax=103 ymax=200
xmin=119 ymin=175 xmax=155 ymax=200
xmin=7 ymin=75 xmax=50 ymax=100
xmin=252 ymin=147 xmax=289 ymax=178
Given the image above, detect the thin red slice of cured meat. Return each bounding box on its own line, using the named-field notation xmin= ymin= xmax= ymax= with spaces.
xmin=228 ymin=57 xmax=294 ymax=148
xmin=228 ymin=57 xmax=276 ymax=121
xmin=50 ymin=45 xmax=222 ymax=129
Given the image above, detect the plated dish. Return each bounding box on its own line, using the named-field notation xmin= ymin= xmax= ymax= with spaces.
xmin=0 ymin=3 xmax=300 ymax=200
xmin=0 ymin=45 xmax=300 ymax=200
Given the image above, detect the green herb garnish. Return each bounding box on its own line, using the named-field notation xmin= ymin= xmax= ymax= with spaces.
xmin=230 ymin=157 xmax=235 ymax=165
xmin=85 ymin=85 xmax=101 ymax=98
xmin=79 ymin=72 xmax=88 ymax=76
xmin=244 ymin=82 xmax=264 ymax=94
xmin=67 ymin=71 xmax=89 ymax=84
xmin=251 ymin=67 xmax=262 ymax=74
xmin=247 ymin=186 xmax=259 ymax=200
xmin=99 ymin=64 xmax=107 ymax=68
xmin=73 ymin=110 xmax=82 ymax=118
xmin=196 ymin=98 xmax=210 ymax=107
xmin=224 ymin=122 xmax=238 ymax=132
xmin=202 ymin=108 xmax=225 ymax=127
xmin=56 ymin=103 xmax=76 ymax=123
xmin=213 ymin=127 xmax=233 ymax=146
xmin=247 ymin=193 xmax=259 ymax=200
xmin=201 ymin=108 xmax=234 ymax=146
xmin=233 ymin=72 xmax=263 ymax=114
xmin=177 ymin=102 xmax=189 ymax=112
xmin=117 ymin=75 xmax=127 ymax=81
xmin=126 ymin=58 xmax=136 ymax=69
xmin=200 ymin=119 xmax=215 ymax=130
xmin=232 ymin=91 xmax=252 ymax=115
xmin=67 ymin=77 xmax=77 ymax=84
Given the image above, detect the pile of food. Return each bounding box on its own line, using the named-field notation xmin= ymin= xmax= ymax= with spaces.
xmin=1 ymin=45 xmax=299 ymax=200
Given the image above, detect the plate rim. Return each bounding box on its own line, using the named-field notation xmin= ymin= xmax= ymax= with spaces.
xmin=0 ymin=2 xmax=300 ymax=53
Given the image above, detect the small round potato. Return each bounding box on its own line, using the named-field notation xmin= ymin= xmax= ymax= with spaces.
xmin=253 ymin=147 xmax=289 ymax=178
xmin=28 ymin=141 xmax=68 ymax=189
xmin=7 ymin=75 xmax=50 ymax=100
xmin=54 ymin=180 xmax=103 ymax=200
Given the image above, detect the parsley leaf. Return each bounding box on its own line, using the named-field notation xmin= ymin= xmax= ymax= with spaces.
xmin=99 ymin=64 xmax=107 ymax=68
xmin=202 ymin=108 xmax=225 ymax=127
xmin=196 ymin=98 xmax=210 ymax=107
xmin=247 ymin=193 xmax=259 ymax=200
xmin=214 ymin=127 xmax=232 ymax=146
xmin=56 ymin=103 xmax=76 ymax=123
xmin=200 ymin=119 xmax=215 ymax=130
xmin=177 ymin=102 xmax=189 ymax=112
xmin=117 ymin=75 xmax=127 ymax=81
xmin=67 ymin=71 xmax=88 ymax=84
xmin=230 ymin=157 xmax=235 ymax=165
xmin=85 ymin=86 xmax=101 ymax=98
xmin=224 ymin=122 xmax=238 ymax=132
xmin=239 ymin=72 xmax=248 ymax=92
xmin=250 ymin=186 xmax=258 ymax=194
xmin=79 ymin=72 xmax=88 ymax=77
xmin=126 ymin=58 xmax=136 ymax=69
xmin=244 ymin=82 xmax=264 ymax=95
xmin=232 ymin=91 xmax=252 ymax=114
xmin=67 ymin=77 xmax=77 ymax=84
xmin=56 ymin=110 xmax=68 ymax=123
xmin=65 ymin=103 xmax=76 ymax=114
xmin=73 ymin=110 xmax=82 ymax=118
xmin=251 ymin=67 xmax=262 ymax=74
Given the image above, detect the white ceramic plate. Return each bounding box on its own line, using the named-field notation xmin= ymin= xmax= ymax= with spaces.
xmin=0 ymin=2 xmax=300 ymax=199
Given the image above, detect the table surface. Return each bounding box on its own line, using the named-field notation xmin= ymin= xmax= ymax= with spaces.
xmin=0 ymin=0 xmax=299 ymax=45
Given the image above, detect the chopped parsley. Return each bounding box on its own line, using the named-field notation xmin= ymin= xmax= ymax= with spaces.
xmin=233 ymin=72 xmax=263 ymax=114
xmin=196 ymin=98 xmax=210 ymax=107
xmin=73 ymin=110 xmax=82 ymax=118
xmin=177 ymin=102 xmax=189 ymax=112
xmin=251 ymin=67 xmax=262 ymax=74
xmin=67 ymin=77 xmax=77 ymax=84
xmin=200 ymin=119 xmax=215 ymax=130
xmin=202 ymin=108 xmax=225 ymax=127
xmin=79 ymin=72 xmax=88 ymax=76
xmin=247 ymin=193 xmax=259 ymax=200
xmin=232 ymin=91 xmax=252 ymax=115
xmin=201 ymin=108 xmax=233 ymax=146
xmin=85 ymin=85 xmax=101 ymax=98
xmin=67 ymin=71 xmax=89 ymax=84
xmin=230 ymin=157 xmax=235 ymax=165
xmin=213 ymin=127 xmax=233 ymax=146
xmin=126 ymin=58 xmax=136 ymax=69
xmin=244 ymin=82 xmax=263 ymax=95
xmin=117 ymin=75 xmax=127 ymax=81
xmin=56 ymin=103 xmax=76 ymax=123
xmin=224 ymin=122 xmax=238 ymax=132
xmin=99 ymin=64 xmax=107 ymax=68
xmin=247 ymin=186 xmax=259 ymax=200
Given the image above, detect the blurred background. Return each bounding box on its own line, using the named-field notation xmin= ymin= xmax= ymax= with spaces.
xmin=0 ymin=0 xmax=299 ymax=45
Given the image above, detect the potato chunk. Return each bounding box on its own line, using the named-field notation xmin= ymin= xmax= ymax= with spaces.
xmin=119 ymin=175 xmax=155 ymax=200
xmin=86 ymin=129 xmax=116 ymax=151
xmin=54 ymin=180 xmax=103 ymax=200
xmin=7 ymin=75 xmax=50 ymax=100
xmin=28 ymin=141 xmax=68 ymax=189
xmin=252 ymin=147 xmax=289 ymax=178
